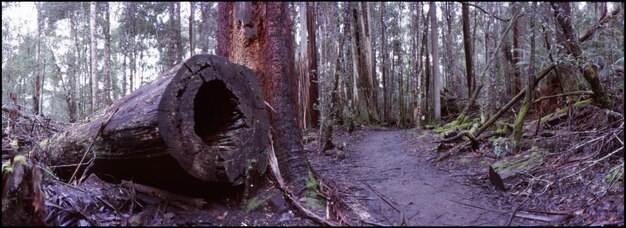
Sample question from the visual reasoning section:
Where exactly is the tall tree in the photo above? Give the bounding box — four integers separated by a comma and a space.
429, 2, 441, 122
217, 2, 323, 205
461, 2, 474, 98
510, 3, 522, 95
349, 2, 379, 124
189, 2, 195, 56
164, 2, 184, 69
307, 2, 320, 128
89, 1, 98, 112
34, 3, 43, 115
513, 3, 537, 153
380, 2, 388, 123
103, 2, 112, 106
200, 2, 209, 53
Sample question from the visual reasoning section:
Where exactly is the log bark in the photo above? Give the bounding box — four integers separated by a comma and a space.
46, 54, 270, 186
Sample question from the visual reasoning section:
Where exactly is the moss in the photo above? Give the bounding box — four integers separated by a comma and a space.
458, 157, 470, 164
245, 196, 265, 213
492, 149, 543, 179
540, 99, 592, 123
604, 164, 624, 184
480, 160, 490, 167
38, 139, 49, 150
512, 102, 531, 153
9, 139, 19, 150
303, 171, 325, 210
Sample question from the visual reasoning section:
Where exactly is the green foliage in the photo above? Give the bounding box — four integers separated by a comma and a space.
604, 163, 624, 184
245, 196, 264, 213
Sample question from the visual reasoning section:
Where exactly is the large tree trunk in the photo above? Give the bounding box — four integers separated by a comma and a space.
217, 2, 320, 199
47, 55, 270, 187
350, 2, 379, 124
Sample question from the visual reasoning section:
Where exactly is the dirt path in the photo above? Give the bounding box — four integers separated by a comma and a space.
310, 129, 525, 226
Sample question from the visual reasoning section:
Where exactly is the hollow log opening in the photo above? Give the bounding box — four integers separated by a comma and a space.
194, 80, 244, 146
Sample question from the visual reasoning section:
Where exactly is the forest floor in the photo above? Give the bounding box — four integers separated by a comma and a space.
2, 111, 623, 226
308, 127, 543, 226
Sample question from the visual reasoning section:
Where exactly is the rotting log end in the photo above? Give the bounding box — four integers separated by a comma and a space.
158, 54, 270, 184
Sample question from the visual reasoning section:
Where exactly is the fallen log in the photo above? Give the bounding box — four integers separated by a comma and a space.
44, 54, 270, 187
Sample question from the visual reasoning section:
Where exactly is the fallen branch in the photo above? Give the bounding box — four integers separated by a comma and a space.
532, 91, 593, 104
121, 180, 206, 210
363, 181, 408, 226
267, 132, 340, 226
68, 107, 119, 185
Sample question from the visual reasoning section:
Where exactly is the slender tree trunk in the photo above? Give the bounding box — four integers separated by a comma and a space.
299, 2, 309, 129
513, 3, 537, 153
200, 2, 209, 53
103, 2, 112, 106
34, 3, 42, 115
551, 2, 612, 109
189, 2, 195, 57
90, 2, 98, 113
511, 3, 522, 95
67, 16, 78, 122
461, 2, 474, 99
217, 2, 322, 202
486, 2, 497, 115
307, 2, 319, 128
380, 2, 388, 123
422, 8, 431, 123
430, 2, 441, 122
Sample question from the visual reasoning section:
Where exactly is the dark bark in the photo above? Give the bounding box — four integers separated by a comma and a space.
34, 3, 42, 115
307, 2, 320, 128
380, 2, 388, 123
511, 3, 522, 95
217, 2, 317, 197
47, 55, 270, 186
461, 2, 474, 98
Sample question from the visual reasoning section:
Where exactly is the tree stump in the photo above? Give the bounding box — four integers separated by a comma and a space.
45, 55, 269, 187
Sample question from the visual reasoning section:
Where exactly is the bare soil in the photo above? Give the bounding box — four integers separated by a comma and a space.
308, 127, 542, 226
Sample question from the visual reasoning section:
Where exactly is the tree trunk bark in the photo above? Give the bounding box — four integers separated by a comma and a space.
34, 3, 42, 115
189, 2, 195, 57
306, 2, 320, 129
217, 2, 321, 199
90, 2, 98, 113
104, 2, 112, 106
430, 2, 441, 122
461, 2, 474, 99
47, 55, 270, 186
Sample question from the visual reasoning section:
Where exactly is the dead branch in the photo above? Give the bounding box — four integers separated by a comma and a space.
532, 91, 594, 104
267, 132, 340, 226
363, 181, 407, 226
459, 1, 511, 22
68, 107, 119, 185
